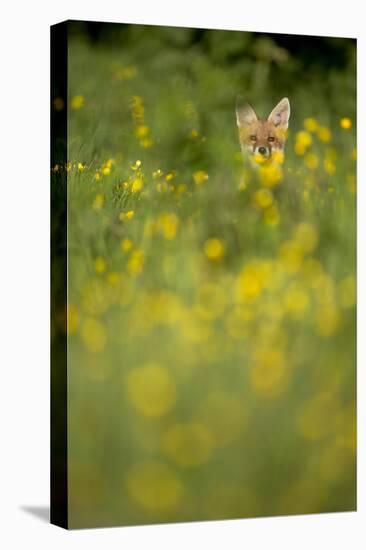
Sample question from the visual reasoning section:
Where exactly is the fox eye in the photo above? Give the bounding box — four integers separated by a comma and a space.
250, 135, 257, 141
268, 136, 275, 142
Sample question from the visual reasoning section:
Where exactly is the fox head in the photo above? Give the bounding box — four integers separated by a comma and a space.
236, 97, 290, 161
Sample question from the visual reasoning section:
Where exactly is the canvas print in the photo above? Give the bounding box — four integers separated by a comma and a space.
51, 21, 356, 529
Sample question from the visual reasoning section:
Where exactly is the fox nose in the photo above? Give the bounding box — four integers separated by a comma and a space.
258, 147, 267, 155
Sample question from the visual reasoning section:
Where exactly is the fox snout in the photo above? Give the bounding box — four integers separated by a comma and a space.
236, 97, 290, 162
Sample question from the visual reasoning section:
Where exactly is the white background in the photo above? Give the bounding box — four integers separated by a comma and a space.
0, 1, 364, 548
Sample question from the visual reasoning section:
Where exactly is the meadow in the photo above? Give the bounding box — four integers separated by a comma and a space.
54, 23, 356, 527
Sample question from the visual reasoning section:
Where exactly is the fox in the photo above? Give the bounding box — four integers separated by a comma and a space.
236, 97, 290, 163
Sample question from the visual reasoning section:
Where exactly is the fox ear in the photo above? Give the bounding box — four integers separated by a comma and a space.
268, 97, 290, 129
236, 97, 258, 127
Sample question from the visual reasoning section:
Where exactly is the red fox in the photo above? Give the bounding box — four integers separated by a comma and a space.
236, 97, 290, 163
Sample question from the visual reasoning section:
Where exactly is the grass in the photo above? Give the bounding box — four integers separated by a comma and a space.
54, 24, 356, 528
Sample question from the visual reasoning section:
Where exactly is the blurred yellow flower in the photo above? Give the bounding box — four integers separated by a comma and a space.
70, 95, 85, 109
120, 238, 133, 252
236, 260, 270, 302
304, 153, 319, 170
135, 124, 149, 138
295, 130, 313, 148
94, 256, 106, 274
323, 158, 336, 174
161, 422, 214, 467
119, 210, 135, 221
193, 170, 209, 185
157, 213, 179, 240
317, 126, 332, 142
258, 163, 283, 187
303, 117, 318, 132
92, 193, 104, 211
131, 159, 142, 170
126, 363, 176, 417
252, 188, 273, 209
340, 117, 352, 130
127, 249, 144, 276
77, 162, 86, 172
204, 238, 225, 261
131, 178, 143, 193
126, 461, 183, 512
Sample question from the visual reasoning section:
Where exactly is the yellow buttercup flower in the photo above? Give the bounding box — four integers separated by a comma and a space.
203, 238, 225, 261
70, 95, 85, 109
340, 117, 352, 130
94, 256, 106, 274
317, 126, 332, 142
193, 170, 209, 185
119, 210, 135, 221
303, 117, 318, 132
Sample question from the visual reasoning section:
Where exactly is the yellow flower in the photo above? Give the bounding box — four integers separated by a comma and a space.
157, 213, 179, 240
303, 118, 318, 132
203, 238, 225, 261
94, 256, 106, 274
131, 178, 143, 193
193, 170, 209, 185
153, 169, 163, 179
131, 159, 142, 170
70, 95, 85, 109
317, 126, 332, 142
304, 153, 319, 170
92, 193, 104, 211
135, 124, 149, 138
340, 117, 352, 130
258, 163, 283, 187
77, 162, 86, 172
252, 188, 273, 209
121, 238, 133, 252
119, 210, 135, 221
140, 138, 154, 148
101, 165, 110, 176
323, 158, 336, 175
126, 363, 176, 417
127, 249, 144, 275
296, 130, 313, 148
